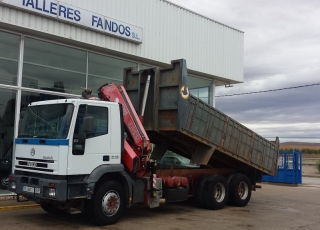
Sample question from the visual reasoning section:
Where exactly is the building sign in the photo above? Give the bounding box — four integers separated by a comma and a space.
1, 0, 143, 43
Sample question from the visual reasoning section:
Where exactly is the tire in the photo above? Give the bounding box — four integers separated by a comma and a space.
0, 174, 9, 190
226, 174, 236, 205
40, 203, 66, 214
202, 175, 228, 210
194, 174, 211, 208
226, 174, 236, 184
89, 180, 125, 226
228, 174, 251, 207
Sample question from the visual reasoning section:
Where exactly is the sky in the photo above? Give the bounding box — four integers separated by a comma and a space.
169, 0, 320, 144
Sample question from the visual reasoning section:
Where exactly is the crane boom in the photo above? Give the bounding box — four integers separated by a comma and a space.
97, 83, 151, 173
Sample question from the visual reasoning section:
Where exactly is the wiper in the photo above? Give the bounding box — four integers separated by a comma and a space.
18, 135, 32, 138
34, 135, 53, 138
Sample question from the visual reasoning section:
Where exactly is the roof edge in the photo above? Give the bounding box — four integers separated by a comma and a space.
163, 0, 244, 33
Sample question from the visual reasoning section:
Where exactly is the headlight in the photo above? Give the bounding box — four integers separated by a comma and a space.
44, 187, 56, 198
10, 181, 16, 190
48, 188, 56, 197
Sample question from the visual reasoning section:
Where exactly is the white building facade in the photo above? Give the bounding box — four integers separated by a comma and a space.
0, 0, 244, 161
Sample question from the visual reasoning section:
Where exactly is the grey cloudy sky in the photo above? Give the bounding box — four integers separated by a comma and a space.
170, 0, 320, 143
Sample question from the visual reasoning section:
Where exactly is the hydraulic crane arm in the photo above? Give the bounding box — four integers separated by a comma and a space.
97, 83, 152, 173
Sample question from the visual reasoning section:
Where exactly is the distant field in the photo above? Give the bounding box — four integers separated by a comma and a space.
280, 143, 320, 158
280, 144, 320, 150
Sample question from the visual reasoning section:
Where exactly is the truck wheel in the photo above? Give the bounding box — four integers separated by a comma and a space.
194, 174, 211, 208
228, 174, 251, 207
40, 203, 66, 214
0, 174, 9, 190
226, 174, 236, 205
203, 175, 228, 210
91, 180, 125, 225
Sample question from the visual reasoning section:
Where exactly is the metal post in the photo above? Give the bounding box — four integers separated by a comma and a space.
140, 75, 151, 116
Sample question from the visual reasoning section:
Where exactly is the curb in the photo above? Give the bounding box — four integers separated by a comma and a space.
0, 195, 17, 201
0, 204, 40, 211
0, 194, 40, 211
261, 182, 299, 187
302, 174, 320, 178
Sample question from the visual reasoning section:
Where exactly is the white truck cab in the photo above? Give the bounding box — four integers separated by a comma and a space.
12, 99, 123, 201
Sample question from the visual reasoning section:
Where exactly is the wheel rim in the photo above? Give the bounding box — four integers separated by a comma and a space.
213, 182, 226, 202
101, 190, 120, 216
238, 181, 249, 200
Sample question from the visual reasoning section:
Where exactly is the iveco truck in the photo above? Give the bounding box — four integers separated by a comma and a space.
8, 59, 279, 225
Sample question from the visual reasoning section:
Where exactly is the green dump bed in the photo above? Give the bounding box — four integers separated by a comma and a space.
123, 59, 279, 176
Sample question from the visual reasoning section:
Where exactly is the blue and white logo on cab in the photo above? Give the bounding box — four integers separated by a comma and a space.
30, 148, 35, 156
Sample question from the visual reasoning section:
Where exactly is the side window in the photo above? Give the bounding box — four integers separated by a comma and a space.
72, 105, 108, 155
86, 106, 109, 138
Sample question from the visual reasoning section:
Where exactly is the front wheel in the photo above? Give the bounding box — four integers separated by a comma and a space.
90, 180, 125, 225
0, 174, 9, 190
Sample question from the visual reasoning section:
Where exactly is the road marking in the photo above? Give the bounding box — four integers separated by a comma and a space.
0, 204, 40, 211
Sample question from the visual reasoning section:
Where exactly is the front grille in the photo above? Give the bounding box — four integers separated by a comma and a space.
16, 157, 54, 163
15, 157, 54, 172
15, 166, 53, 172
18, 161, 48, 168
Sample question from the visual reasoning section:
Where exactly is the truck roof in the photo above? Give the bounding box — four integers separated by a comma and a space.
29, 98, 119, 107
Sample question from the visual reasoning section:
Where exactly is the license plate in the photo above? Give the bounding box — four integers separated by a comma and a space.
22, 186, 34, 193
22, 186, 41, 194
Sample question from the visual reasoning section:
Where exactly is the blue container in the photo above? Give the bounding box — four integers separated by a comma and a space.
262, 149, 302, 184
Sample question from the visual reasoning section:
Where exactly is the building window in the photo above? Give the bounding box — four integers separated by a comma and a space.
0, 31, 20, 86
88, 52, 137, 91
188, 75, 212, 104
139, 64, 153, 70
190, 87, 210, 104
20, 91, 69, 112
22, 38, 87, 95
0, 88, 17, 161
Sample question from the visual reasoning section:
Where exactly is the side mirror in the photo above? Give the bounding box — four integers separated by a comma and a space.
83, 116, 94, 133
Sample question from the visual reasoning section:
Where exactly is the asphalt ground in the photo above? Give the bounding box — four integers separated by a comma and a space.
1, 179, 320, 230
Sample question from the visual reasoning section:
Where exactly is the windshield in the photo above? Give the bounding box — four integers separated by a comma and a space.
18, 103, 74, 139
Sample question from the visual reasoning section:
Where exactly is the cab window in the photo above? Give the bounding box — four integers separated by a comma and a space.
72, 105, 108, 155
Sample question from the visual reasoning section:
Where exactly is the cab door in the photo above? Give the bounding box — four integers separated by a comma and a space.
67, 104, 118, 175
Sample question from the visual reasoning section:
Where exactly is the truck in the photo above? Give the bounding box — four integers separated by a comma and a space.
8, 59, 279, 225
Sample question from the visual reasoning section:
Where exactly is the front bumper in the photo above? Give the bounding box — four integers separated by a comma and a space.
9, 174, 67, 202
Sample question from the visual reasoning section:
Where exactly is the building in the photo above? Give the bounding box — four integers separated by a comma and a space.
0, 0, 243, 161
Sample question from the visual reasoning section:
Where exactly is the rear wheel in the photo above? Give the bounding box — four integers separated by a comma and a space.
89, 180, 125, 225
202, 175, 228, 210
194, 174, 211, 208
228, 174, 251, 207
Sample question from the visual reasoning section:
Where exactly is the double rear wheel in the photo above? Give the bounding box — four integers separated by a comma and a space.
194, 173, 252, 209
228, 174, 251, 207
194, 174, 229, 210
